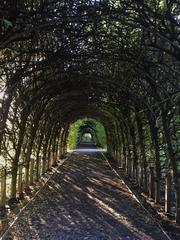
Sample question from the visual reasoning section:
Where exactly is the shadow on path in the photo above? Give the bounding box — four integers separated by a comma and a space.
3, 146, 168, 240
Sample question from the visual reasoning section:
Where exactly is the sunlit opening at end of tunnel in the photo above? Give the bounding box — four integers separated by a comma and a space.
67, 117, 107, 152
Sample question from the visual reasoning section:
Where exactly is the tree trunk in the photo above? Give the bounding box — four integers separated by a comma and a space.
35, 124, 45, 181
0, 168, 6, 208
120, 123, 127, 170
148, 113, 161, 204
24, 163, 30, 187
165, 171, 172, 214
129, 122, 138, 180
149, 167, 155, 199
136, 113, 147, 191
30, 158, 34, 185
18, 164, 23, 197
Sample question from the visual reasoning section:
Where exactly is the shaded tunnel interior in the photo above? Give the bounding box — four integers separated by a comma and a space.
0, 0, 179, 224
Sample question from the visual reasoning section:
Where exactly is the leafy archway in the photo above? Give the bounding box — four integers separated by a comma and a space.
67, 118, 107, 149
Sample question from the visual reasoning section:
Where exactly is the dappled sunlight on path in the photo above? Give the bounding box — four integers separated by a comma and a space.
2, 150, 168, 240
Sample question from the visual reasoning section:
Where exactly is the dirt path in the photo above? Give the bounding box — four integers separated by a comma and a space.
2, 151, 169, 240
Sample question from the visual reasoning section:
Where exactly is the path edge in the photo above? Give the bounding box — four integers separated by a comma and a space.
100, 151, 172, 240
0, 154, 71, 240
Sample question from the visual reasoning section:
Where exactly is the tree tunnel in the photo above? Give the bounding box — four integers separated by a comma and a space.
67, 118, 107, 149
78, 125, 97, 144
81, 133, 93, 143
0, 0, 180, 224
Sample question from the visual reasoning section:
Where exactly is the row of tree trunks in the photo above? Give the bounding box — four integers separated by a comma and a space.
161, 110, 180, 224
24, 110, 43, 188
0, 129, 66, 208
0, 99, 67, 207
11, 109, 30, 199
108, 107, 179, 223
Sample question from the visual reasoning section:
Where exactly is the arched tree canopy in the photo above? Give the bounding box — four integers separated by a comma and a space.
0, 0, 180, 223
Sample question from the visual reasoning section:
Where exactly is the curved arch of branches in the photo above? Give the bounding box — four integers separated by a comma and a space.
0, 0, 179, 223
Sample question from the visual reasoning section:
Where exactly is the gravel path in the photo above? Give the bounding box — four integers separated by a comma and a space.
3, 151, 169, 240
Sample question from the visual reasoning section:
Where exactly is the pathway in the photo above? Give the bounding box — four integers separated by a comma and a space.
2, 147, 168, 240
